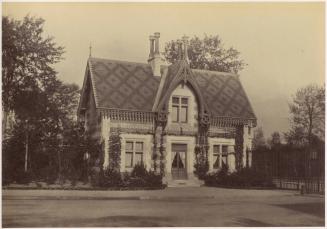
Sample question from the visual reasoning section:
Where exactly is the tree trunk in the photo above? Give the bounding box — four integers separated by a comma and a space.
24, 131, 28, 172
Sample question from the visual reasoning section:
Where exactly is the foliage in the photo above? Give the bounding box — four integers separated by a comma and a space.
109, 131, 121, 172
194, 145, 209, 180
130, 163, 148, 178
61, 122, 87, 182
99, 163, 164, 189
204, 167, 274, 188
164, 34, 246, 74
252, 127, 266, 150
1, 15, 86, 185
288, 84, 325, 145
267, 131, 282, 149
2, 15, 64, 114
101, 167, 123, 187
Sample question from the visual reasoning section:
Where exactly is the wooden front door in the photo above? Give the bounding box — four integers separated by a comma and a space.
171, 144, 187, 180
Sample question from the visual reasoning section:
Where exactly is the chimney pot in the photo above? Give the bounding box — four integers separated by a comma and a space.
154, 32, 160, 38
148, 32, 162, 77
154, 32, 160, 55
149, 35, 155, 60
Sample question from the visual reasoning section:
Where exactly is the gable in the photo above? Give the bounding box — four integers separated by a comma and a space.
155, 60, 208, 115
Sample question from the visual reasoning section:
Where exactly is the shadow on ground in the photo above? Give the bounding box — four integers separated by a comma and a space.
274, 202, 325, 218
233, 218, 275, 227
4, 215, 176, 227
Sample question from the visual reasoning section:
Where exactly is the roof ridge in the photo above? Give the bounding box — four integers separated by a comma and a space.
89, 57, 150, 66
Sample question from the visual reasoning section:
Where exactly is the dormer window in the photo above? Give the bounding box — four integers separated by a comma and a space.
172, 96, 188, 123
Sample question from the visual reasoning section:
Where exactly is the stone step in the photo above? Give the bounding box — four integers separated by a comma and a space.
167, 179, 204, 187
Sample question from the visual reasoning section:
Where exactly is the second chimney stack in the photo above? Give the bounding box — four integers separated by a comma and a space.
148, 32, 162, 77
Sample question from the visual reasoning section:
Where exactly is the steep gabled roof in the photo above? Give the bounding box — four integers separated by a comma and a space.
79, 57, 256, 120
193, 69, 256, 120
86, 57, 160, 111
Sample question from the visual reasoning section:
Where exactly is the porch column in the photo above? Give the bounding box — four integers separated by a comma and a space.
227, 145, 236, 172
154, 126, 162, 174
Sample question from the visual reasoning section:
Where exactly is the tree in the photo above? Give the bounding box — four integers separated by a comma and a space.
252, 127, 266, 150
1, 15, 89, 184
268, 131, 282, 148
2, 15, 64, 126
164, 34, 246, 73
288, 84, 325, 145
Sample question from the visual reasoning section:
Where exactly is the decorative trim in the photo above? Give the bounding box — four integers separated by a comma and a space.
110, 127, 153, 135
211, 116, 256, 127
98, 108, 155, 123
88, 59, 100, 107
166, 129, 198, 136
208, 132, 235, 138
155, 112, 168, 127
97, 107, 256, 127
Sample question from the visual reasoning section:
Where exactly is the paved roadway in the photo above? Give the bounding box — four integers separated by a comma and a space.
2, 187, 325, 227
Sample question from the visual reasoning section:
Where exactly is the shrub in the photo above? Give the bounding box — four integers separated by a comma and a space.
97, 164, 164, 189
130, 163, 148, 178
15, 170, 33, 184
90, 166, 101, 187
145, 171, 163, 188
204, 164, 229, 186
204, 167, 274, 188
128, 177, 147, 187
100, 167, 123, 187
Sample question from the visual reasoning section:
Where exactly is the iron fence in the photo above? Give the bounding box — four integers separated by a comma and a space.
252, 144, 324, 194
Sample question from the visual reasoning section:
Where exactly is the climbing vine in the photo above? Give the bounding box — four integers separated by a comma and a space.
109, 130, 121, 172
235, 126, 244, 171
194, 144, 209, 179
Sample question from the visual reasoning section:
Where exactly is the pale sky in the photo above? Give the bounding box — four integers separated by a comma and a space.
3, 2, 325, 139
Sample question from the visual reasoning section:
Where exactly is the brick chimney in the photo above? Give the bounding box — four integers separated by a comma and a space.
148, 32, 162, 77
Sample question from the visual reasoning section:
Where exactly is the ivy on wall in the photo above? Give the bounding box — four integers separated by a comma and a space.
235, 126, 244, 171
109, 130, 121, 172
194, 144, 209, 179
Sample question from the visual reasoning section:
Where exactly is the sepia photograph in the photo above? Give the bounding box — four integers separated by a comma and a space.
2, 2, 325, 227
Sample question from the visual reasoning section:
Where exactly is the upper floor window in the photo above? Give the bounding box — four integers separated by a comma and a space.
172, 96, 188, 123
125, 141, 144, 168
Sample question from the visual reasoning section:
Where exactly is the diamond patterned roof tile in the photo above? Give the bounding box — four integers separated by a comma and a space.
87, 57, 256, 120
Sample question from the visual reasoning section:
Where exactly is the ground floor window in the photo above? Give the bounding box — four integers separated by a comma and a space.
213, 145, 220, 169
213, 144, 229, 169
222, 145, 228, 168
125, 141, 144, 168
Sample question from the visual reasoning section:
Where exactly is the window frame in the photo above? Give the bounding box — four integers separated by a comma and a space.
212, 144, 229, 169
213, 145, 221, 169
172, 96, 189, 124
125, 141, 144, 168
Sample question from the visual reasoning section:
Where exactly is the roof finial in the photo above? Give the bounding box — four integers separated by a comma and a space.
177, 39, 183, 60
182, 35, 189, 62
89, 42, 92, 57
